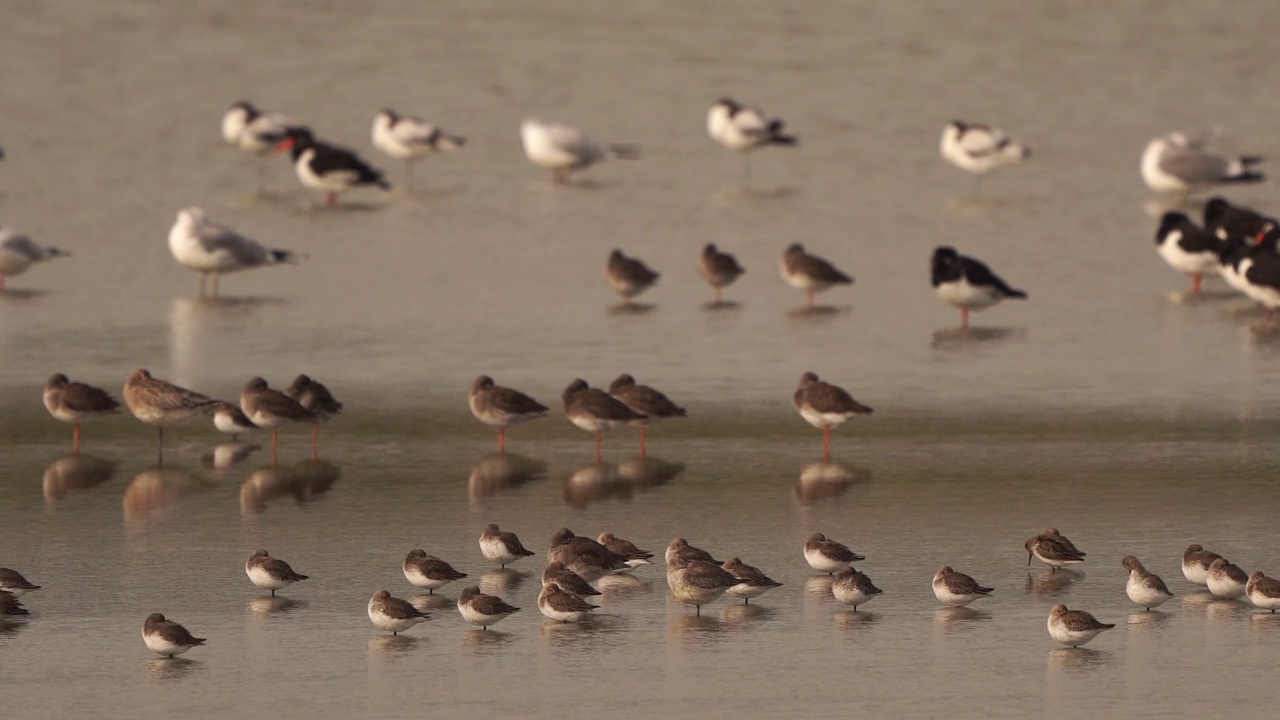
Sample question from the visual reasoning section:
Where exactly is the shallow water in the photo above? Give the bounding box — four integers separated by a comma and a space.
2, 1, 1280, 718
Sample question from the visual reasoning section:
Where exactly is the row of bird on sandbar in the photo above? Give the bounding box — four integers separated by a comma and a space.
41, 369, 872, 462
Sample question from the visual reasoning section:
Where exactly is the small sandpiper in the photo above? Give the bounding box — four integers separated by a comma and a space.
793, 372, 873, 462
597, 532, 654, 570
43, 373, 120, 452
542, 562, 603, 597
142, 613, 206, 658
1206, 557, 1249, 599
245, 549, 309, 597
832, 566, 882, 610
607, 374, 686, 455
804, 532, 865, 574
285, 374, 343, 447
368, 589, 430, 635
1, 590, 28, 617
1182, 544, 1222, 585
0, 568, 40, 597
123, 368, 216, 454
1026, 529, 1086, 573
666, 554, 742, 615
538, 582, 599, 622
665, 538, 722, 566
468, 375, 549, 453
240, 377, 318, 453
457, 585, 520, 630
208, 401, 257, 441
1121, 556, 1174, 611
1047, 604, 1114, 648
605, 249, 659, 304
779, 243, 853, 308
698, 243, 745, 303
932, 566, 993, 607
547, 528, 629, 581
479, 523, 536, 568
722, 557, 783, 604
562, 379, 647, 461
403, 550, 467, 593
1246, 571, 1280, 612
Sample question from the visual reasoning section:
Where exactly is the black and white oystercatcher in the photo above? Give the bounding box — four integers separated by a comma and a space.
563, 379, 647, 461
793, 372, 872, 461
607, 374, 686, 454
1154, 212, 1223, 295
276, 127, 389, 206
698, 243, 745, 303
468, 376, 549, 453
780, 244, 852, 308
930, 246, 1027, 328
605, 250, 659, 304
43, 373, 120, 452
1203, 197, 1274, 244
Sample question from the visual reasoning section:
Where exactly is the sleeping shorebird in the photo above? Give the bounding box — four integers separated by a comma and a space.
122, 369, 216, 460
780, 243, 852, 308
240, 377, 318, 456
698, 243, 745, 303
722, 557, 783, 605
1121, 556, 1174, 611
1025, 529, 1086, 573
793, 372, 873, 461
456, 585, 520, 631
562, 379, 647, 462
597, 532, 654, 570
932, 566, 993, 607
367, 589, 430, 635
245, 549, 309, 597
1247, 571, 1280, 612
1047, 605, 1114, 648
804, 532, 864, 574
542, 562, 602, 597
142, 613, 206, 658
605, 250, 659, 304
0, 568, 40, 597
930, 246, 1027, 329
607, 374, 686, 454
206, 401, 257, 441
831, 566, 882, 611
665, 538, 721, 566
547, 528, 629, 582
538, 582, 599, 623
1206, 558, 1248, 599
666, 553, 742, 616
403, 550, 467, 594
519, 118, 638, 185
1182, 544, 1223, 585
1154, 212, 1223, 296
43, 373, 120, 452
707, 97, 796, 182
468, 376, 549, 453
371, 108, 465, 188
478, 524, 536, 569
285, 374, 343, 449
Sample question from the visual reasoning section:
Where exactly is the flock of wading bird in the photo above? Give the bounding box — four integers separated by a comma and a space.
6, 528, 1280, 657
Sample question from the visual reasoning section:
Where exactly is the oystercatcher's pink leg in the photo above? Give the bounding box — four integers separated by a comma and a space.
1192, 273, 1202, 295
807, 291, 815, 308
325, 191, 336, 207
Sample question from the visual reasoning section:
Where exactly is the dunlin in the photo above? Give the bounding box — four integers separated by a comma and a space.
932, 566, 993, 607
1206, 558, 1248, 599
832, 566, 882, 610
122, 369, 216, 453
665, 538, 721, 566
457, 585, 520, 630
403, 550, 467, 593
667, 554, 742, 615
804, 532, 865, 574
698, 243, 745, 303
468, 376, 549, 453
547, 528, 629, 581
240, 377, 318, 453
1182, 544, 1222, 585
562, 379, 647, 461
1121, 556, 1174, 611
542, 562, 603, 597
538, 582, 599, 622
142, 613, 206, 658
207, 401, 256, 441
0, 590, 27, 617
605, 249, 659, 303
779, 243, 852, 308
607, 374, 686, 453
368, 589, 430, 635
1026, 530, 1086, 572
479, 524, 536, 568
722, 558, 783, 604
1246, 571, 1280, 612
245, 549, 309, 597
793, 373, 873, 461
597, 532, 654, 569
43, 373, 120, 452
0, 569, 40, 597
285, 374, 343, 447
1047, 604, 1114, 648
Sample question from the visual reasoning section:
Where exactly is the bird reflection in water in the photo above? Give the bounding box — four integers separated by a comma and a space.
239, 459, 339, 515
368, 635, 419, 654
720, 603, 774, 627
931, 326, 1024, 350
1127, 610, 1170, 631
804, 575, 834, 601
833, 610, 878, 632
43, 454, 118, 503
123, 466, 211, 523
478, 568, 526, 597
468, 453, 547, 500
594, 573, 652, 601
931, 606, 990, 635
247, 596, 304, 616
461, 628, 516, 648
1026, 568, 1084, 597
145, 657, 199, 681
202, 442, 261, 472
786, 305, 849, 323
607, 302, 656, 317
793, 461, 870, 504
410, 594, 455, 612
667, 613, 724, 642
1046, 647, 1112, 670
563, 456, 684, 507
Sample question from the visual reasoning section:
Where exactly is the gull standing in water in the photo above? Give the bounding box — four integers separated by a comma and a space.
222, 101, 297, 190
1047, 605, 1114, 648
43, 373, 120, 452
367, 590, 430, 635
607, 374, 686, 455
142, 613, 206, 658
779, 244, 852, 308
793, 372, 873, 461
245, 549, 309, 597
930, 247, 1027, 329
520, 118, 638, 185
698, 243, 745, 303
605, 250, 659, 304
1121, 556, 1173, 611
468, 376, 549, 453
123, 369, 216, 460
0, 228, 69, 291
707, 97, 797, 182
276, 127, 390, 207
285, 374, 343, 451
240, 377, 318, 456
562, 379, 647, 462
371, 109, 465, 189
1140, 131, 1264, 201
940, 120, 1030, 177
168, 207, 300, 297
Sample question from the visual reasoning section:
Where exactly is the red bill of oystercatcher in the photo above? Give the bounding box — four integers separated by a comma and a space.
275, 127, 389, 206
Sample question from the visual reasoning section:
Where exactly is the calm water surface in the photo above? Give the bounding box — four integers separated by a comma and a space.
2, 1, 1280, 718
